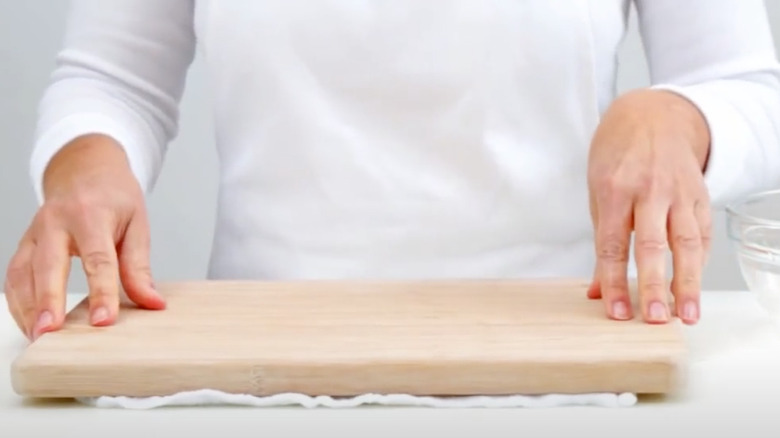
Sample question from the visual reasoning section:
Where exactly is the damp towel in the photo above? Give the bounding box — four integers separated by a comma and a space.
77, 391, 638, 410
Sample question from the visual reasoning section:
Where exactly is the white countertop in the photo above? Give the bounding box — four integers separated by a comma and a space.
3, 290, 780, 437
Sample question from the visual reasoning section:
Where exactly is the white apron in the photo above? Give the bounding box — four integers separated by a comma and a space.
192, 0, 628, 280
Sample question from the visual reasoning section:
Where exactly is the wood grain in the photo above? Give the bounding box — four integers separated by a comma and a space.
10, 278, 687, 398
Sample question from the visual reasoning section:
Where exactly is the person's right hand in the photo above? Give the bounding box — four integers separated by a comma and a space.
4, 134, 166, 341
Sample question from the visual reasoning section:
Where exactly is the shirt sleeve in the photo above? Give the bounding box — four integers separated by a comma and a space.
634, 0, 780, 208
30, 0, 197, 205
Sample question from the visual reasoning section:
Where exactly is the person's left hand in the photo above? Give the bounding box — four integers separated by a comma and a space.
586, 88, 712, 326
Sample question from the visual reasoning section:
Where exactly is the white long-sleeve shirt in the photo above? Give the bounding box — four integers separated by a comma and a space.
29, 0, 780, 280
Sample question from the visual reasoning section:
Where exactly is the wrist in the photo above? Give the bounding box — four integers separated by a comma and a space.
42, 134, 136, 200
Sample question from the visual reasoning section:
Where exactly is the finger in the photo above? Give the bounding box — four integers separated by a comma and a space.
595, 195, 634, 321
634, 200, 671, 324
669, 206, 703, 325
117, 213, 165, 310
587, 262, 602, 299
72, 218, 121, 327
30, 228, 72, 339
4, 240, 37, 339
694, 198, 712, 268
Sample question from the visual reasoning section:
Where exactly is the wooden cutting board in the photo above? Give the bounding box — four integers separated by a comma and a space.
11, 279, 687, 398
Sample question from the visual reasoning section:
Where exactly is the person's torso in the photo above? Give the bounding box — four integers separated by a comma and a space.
191, 0, 632, 280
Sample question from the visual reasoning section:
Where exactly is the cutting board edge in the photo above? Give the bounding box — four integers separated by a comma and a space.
10, 353, 687, 399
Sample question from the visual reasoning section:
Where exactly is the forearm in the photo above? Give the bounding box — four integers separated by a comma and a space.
30, 0, 196, 205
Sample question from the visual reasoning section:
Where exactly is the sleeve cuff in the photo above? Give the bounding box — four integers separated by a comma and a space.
29, 112, 161, 206
651, 83, 760, 209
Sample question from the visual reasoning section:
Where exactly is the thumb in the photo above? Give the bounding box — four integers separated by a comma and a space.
587, 263, 602, 299
117, 212, 166, 310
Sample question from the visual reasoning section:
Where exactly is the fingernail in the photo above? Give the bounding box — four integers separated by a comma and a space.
91, 306, 109, 325
612, 301, 630, 319
33, 311, 53, 338
683, 301, 699, 321
649, 301, 668, 321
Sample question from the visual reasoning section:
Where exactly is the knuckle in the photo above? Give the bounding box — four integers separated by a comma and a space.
600, 174, 633, 197
62, 192, 105, 221
672, 232, 701, 250
599, 170, 671, 202
598, 235, 630, 262
89, 285, 118, 304
71, 190, 98, 210
700, 234, 712, 249
90, 286, 113, 299
635, 173, 654, 193
36, 204, 62, 229
676, 273, 699, 289
602, 275, 628, 291
119, 238, 152, 270
5, 262, 28, 289
81, 251, 115, 276
132, 263, 152, 275
673, 277, 700, 298
71, 200, 97, 221
640, 278, 666, 290
14, 290, 36, 314
647, 175, 671, 195
639, 280, 667, 298
636, 237, 668, 252
5, 263, 26, 283
121, 263, 152, 283
134, 265, 153, 279
634, 172, 671, 200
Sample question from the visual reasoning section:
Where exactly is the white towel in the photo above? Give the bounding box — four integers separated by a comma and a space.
77, 390, 638, 409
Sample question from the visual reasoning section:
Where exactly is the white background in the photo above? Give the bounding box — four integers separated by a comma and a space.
1, 1, 779, 292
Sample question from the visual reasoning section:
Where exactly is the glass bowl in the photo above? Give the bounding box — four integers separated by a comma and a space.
726, 189, 780, 318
